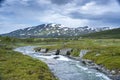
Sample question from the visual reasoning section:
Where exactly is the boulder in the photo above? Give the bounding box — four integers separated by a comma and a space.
45, 48, 49, 53
40, 49, 46, 53
60, 48, 72, 55
35, 48, 41, 52
55, 49, 60, 55
71, 49, 73, 52
53, 56, 59, 59
66, 51, 71, 56
111, 70, 116, 75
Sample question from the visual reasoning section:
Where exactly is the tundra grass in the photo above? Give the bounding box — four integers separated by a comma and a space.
0, 47, 57, 80
0, 36, 57, 80
39, 39, 120, 70
83, 46, 120, 71
1, 36, 120, 72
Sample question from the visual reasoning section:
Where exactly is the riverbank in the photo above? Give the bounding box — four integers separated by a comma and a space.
62, 50, 120, 80
36, 39, 120, 80
15, 46, 111, 80
35, 46, 120, 80
67, 55, 120, 80
83, 50, 120, 80
64, 51, 120, 80
0, 45, 57, 80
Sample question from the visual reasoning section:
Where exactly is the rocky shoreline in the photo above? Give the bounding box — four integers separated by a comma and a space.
67, 56, 120, 80
35, 48, 120, 80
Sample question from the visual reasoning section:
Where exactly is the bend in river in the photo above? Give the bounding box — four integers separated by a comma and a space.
14, 46, 111, 80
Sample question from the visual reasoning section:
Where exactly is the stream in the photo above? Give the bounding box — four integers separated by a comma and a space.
14, 46, 111, 80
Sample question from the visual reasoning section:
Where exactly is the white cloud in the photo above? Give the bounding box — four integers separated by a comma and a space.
37, 13, 88, 27
0, 0, 120, 34
80, 0, 120, 15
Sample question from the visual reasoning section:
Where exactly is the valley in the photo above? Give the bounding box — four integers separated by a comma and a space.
1, 0, 120, 80
0, 35, 120, 80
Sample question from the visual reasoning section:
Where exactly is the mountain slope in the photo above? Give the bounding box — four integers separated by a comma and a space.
1, 23, 110, 38
81, 28, 120, 39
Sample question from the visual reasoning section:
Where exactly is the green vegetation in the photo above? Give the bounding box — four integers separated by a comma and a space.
71, 49, 80, 57
81, 28, 120, 39
0, 37, 57, 80
37, 44, 63, 50
39, 39, 120, 71
1, 35, 120, 76
0, 36, 68, 46
83, 46, 120, 70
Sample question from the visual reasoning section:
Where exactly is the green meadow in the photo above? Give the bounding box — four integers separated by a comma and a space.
0, 36, 57, 80
0, 36, 120, 79
40, 39, 120, 71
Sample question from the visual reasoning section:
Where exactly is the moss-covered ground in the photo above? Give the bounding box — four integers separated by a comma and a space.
0, 36, 57, 80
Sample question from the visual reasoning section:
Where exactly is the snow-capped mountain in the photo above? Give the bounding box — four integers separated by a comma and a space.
1, 23, 111, 38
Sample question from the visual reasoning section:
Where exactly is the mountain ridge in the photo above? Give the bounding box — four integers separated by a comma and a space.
1, 23, 112, 38
81, 28, 120, 39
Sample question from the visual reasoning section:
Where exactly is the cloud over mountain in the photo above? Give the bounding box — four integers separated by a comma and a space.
0, 0, 120, 34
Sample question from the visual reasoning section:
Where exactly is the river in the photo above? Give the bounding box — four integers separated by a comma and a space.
14, 46, 111, 80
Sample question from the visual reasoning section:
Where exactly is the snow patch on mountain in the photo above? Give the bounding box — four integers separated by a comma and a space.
1, 23, 112, 38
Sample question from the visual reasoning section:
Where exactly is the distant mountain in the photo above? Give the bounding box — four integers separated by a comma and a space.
81, 28, 120, 39
1, 23, 111, 38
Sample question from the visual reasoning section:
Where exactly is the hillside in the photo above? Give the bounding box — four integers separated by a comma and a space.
1, 23, 110, 38
81, 28, 120, 39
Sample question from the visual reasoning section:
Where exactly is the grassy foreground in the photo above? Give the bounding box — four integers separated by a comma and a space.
0, 37, 57, 80
0, 47, 57, 80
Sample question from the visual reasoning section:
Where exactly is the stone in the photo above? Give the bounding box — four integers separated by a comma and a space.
53, 56, 59, 59
45, 48, 49, 53
111, 70, 116, 74
66, 51, 71, 56
55, 49, 60, 55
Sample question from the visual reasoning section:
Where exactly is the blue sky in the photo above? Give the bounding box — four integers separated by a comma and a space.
0, 0, 120, 34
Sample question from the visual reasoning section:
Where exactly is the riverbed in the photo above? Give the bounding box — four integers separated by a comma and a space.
14, 46, 111, 80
